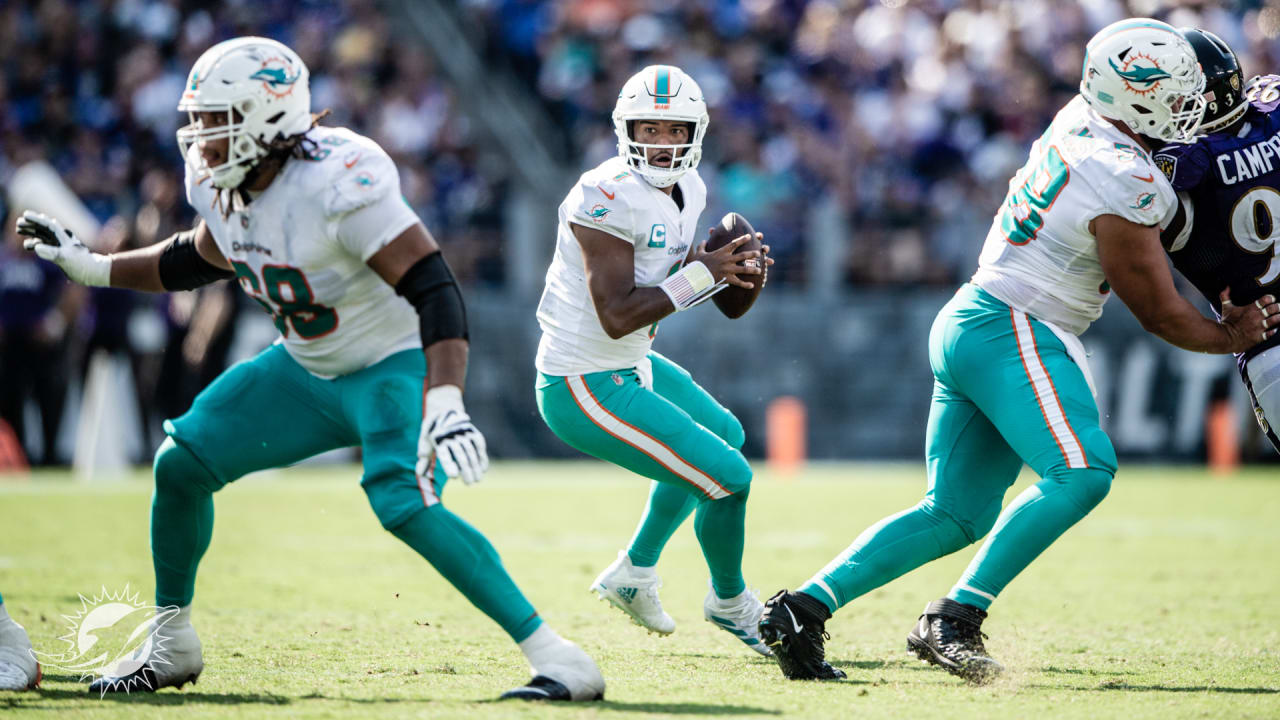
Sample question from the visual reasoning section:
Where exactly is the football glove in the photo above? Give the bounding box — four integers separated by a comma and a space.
419, 385, 489, 486
17, 211, 111, 287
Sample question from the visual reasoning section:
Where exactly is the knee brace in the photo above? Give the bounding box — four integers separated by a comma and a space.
153, 436, 223, 496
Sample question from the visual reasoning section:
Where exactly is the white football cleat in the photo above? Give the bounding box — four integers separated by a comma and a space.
0, 617, 40, 691
704, 584, 772, 656
590, 550, 675, 636
88, 606, 203, 694
504, 627, 605, 701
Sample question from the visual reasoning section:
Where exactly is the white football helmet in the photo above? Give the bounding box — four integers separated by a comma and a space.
176, 37, 312, 188
612, 65, 709, 188
1080, 19, 1206, 144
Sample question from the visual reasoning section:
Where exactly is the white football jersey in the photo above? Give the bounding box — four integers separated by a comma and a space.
186, 126, 421, 377
536, 156, 707, 375
972, 95, 1175, 335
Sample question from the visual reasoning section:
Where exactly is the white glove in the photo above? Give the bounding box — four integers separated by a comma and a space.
17, 210, 111, 287
419, 385, 489, 486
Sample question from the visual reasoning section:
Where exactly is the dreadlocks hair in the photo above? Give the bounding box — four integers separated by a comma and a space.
210, 109, 334, 218
259, 109, 333, 163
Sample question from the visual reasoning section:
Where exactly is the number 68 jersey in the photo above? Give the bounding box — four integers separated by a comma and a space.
185, 126, 421, 377
972, 95, 1175, 335
1154, 74, 1280, 363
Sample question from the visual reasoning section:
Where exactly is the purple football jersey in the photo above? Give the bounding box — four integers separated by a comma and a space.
1154, 74, 1280, 362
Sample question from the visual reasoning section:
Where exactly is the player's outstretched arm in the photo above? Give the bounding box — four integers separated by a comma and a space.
18, 212, 232, 293
1096, 213, 1279, 353
572, 222, 762, 339
368, 223, 488, 486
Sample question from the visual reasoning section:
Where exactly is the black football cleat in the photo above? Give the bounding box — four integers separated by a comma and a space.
758, 590, 846, 680
499, 674, 603, 701
906, 598, 1003, 684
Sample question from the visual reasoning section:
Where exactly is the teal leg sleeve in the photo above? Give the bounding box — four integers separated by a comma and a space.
390, 506, 542, 642
949, 465, 1113, 610
799, 498, 971, 614
626, 482, 697, 567
798, 378, 1022, 614
345, 350, 540, 642
152, 437, 218, 608
695, 490, 749, 599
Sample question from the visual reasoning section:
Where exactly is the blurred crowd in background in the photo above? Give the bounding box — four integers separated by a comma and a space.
1, 0, 1277, 464
465, 0, 1280, 285
0, 0, 504, 464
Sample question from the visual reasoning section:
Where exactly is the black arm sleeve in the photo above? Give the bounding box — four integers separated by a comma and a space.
394, 251, 468, 346
158, 230, 235, 291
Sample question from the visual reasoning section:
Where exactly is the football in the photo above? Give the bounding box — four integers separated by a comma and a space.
704, 212, 764, 319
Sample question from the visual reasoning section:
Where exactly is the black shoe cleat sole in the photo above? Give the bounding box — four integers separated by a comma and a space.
500, 675, 603, 702
907, 634, 1001, 684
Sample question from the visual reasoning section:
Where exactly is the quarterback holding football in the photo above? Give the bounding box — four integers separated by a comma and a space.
534, 65, 774, 655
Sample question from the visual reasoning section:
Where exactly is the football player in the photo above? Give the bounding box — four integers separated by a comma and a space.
18, 37, 603, 702
534, 66, 773, 655
758, 19, 1279, 683
0, 594, 39, 690
1155, 29, 1280, 455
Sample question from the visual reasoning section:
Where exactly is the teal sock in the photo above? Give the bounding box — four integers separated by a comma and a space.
693, 491, 748, 599
626, 482, 697, 567
798, 499, 971, 614
151, 437, 217, 608
949, 467, 1112, 610
390, 504, 542, 642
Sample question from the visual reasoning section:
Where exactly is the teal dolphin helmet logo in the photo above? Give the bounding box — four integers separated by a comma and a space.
250, 67, 299, 87
1109, 53, 1172, 95
249, 58, 301, 97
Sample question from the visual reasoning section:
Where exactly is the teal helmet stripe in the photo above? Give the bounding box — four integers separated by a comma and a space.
655, 67, 670, 105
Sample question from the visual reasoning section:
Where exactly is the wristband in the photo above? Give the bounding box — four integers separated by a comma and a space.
659, 261, 723, 311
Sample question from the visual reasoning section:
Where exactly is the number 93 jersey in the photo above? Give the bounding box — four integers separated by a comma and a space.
1154, 74, 1280, 363
185, 126, 421, 377
973, 95, 1175, 335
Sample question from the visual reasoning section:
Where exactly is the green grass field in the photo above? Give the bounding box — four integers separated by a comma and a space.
1, 461, 1278, 719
